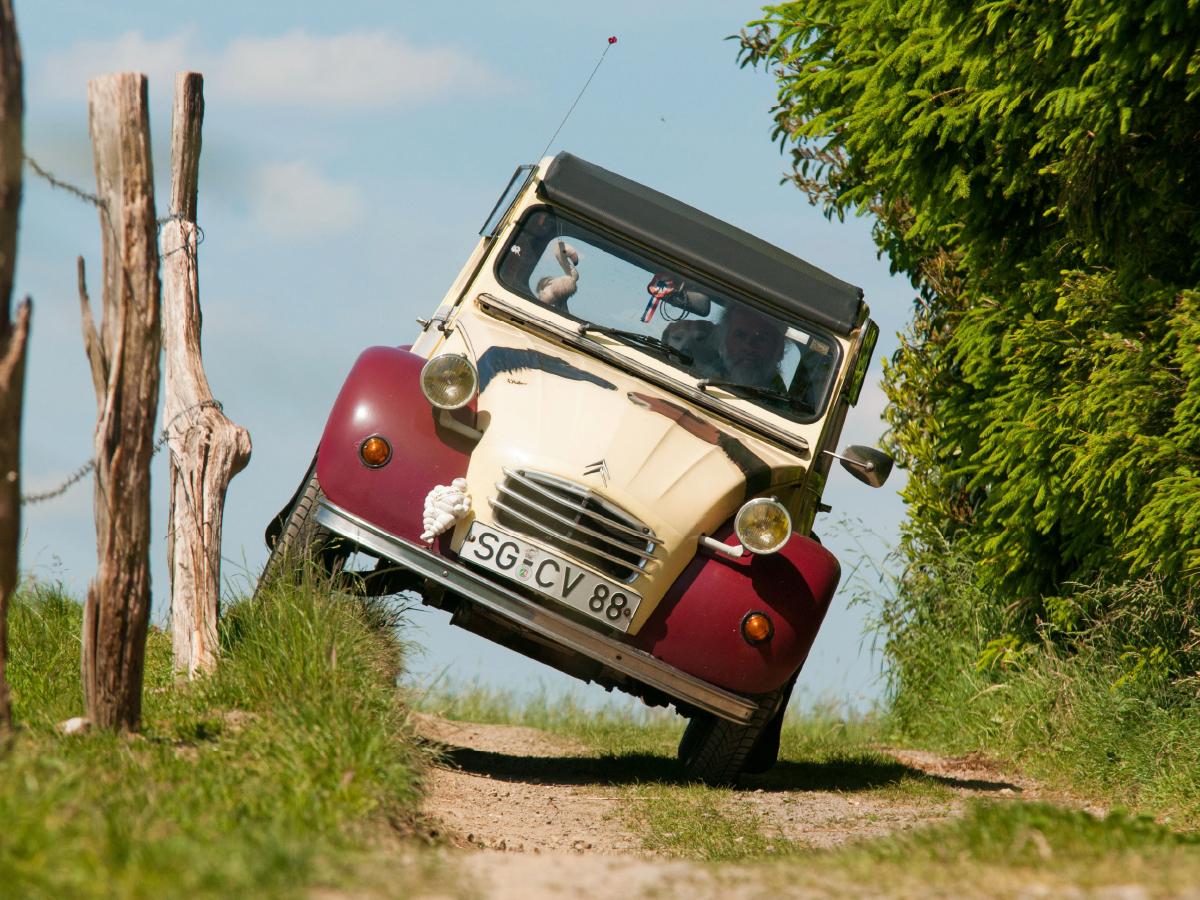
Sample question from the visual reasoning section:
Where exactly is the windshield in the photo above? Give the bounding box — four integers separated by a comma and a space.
495, 208, 841, 422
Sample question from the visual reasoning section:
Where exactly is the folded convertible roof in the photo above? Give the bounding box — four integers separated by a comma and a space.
537, 152, 865, 336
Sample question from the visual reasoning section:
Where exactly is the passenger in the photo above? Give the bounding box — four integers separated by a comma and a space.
709, 304, 788, 390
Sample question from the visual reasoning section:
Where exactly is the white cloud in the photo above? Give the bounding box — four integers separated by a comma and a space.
252, 160, 364, 241
217, 30, 494, 107
36, 29, 198, 101
35, 29, 501, 108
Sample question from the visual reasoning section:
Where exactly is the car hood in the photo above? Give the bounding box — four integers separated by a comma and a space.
449, 317, 807, 630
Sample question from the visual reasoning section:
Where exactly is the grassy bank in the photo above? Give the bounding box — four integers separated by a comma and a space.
0, 576, 448, 899
874, 548, 1200, 826
777, 801, 1200, 898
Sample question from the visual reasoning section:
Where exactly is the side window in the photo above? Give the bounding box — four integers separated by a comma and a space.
480, 165, 536, 236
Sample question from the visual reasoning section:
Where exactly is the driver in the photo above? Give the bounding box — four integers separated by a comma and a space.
708, 304, 788, 390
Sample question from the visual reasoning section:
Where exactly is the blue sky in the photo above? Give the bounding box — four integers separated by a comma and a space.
14, 1, 913, 711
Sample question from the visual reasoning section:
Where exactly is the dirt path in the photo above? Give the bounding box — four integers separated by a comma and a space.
412, 716, 1084, 898
417, 717, 633, 853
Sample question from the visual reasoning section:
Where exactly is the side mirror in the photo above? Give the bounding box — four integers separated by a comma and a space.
826, 445, 893, 488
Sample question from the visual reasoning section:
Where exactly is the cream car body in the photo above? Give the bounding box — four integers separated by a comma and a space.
263, 153, 887, 784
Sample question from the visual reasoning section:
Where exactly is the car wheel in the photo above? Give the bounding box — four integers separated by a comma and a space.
257, 454, 349, 590
678, 683, 789, 786
739, 671, 799, 775
677, 712, 708, 767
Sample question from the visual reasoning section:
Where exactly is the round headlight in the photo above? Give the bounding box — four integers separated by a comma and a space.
420, 354, 478, 410
734, 497, 792, 555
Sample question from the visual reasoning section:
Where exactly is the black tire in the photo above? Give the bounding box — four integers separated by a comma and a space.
740, 672, 799, 775
678, 683, 789, 786
677, 712, 708, 767
257, 455, 349, 590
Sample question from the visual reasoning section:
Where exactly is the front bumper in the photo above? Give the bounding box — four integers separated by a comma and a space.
314, 498, 758, 724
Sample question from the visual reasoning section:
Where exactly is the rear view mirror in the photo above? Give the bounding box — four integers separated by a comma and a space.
827, 445, 893, 488
663, 287, 712, 317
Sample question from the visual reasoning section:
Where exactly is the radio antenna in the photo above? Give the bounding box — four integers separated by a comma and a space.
538, 36, 617, 162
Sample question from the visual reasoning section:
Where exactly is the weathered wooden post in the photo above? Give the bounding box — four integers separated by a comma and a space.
79, 72, 161, 731
163, 72, 251, 677
0, 0, 27, 731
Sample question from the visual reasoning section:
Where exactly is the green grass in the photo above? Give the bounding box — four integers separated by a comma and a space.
848, 801, 1199, 867
890, 631, 1200, 824
871, 552, 1200, 826
0, 576, 455, 900
622, 782, 788, 860
739, 802, 1200, 898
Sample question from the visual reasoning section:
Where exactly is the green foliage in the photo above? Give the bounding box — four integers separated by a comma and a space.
738, 0, 1200, 604
740, 1, 1200, 808
0, 578, 436, 899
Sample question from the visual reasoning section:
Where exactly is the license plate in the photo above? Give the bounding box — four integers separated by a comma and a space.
461, 521, 641, 631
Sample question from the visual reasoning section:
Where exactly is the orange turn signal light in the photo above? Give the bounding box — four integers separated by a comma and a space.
360, 435, 392, 468
741, 611, 773, 645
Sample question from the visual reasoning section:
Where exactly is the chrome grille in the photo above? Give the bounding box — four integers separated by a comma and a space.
489, 467, 660, 582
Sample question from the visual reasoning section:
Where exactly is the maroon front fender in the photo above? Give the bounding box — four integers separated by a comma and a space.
317, 346, 474, 550
632, 524, 840, 694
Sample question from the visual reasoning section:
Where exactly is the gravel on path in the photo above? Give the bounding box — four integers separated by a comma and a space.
415, 715, 1049, 856
407, 717, 1172, 900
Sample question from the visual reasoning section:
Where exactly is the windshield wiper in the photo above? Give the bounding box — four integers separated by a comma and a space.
698, 379, 815, 414
577, 324, 694, 366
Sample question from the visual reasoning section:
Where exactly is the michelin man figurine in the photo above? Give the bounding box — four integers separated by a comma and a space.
421, 478, 471, 543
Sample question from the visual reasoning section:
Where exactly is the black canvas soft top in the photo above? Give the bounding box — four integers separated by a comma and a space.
538, 152, 865, 336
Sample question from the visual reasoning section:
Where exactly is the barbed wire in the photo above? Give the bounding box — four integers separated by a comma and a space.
20, 458, 96, 505
20, 399, 224, 506
24, 155, 205, 244
24, 155, 105, 208
159, 215, 206, 253
19, 156, 220, 506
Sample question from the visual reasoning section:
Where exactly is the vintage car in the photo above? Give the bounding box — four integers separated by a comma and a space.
262, 152, 890, 784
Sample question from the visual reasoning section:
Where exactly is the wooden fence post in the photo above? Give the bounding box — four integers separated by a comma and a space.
0, 0, 27, 731
79, 72, 161, 731
163, 72, 250, 677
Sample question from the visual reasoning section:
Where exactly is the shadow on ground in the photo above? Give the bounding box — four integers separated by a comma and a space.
436, 743, 1016, 794
438, 746, 678, 786
746, 754, 1021, 794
